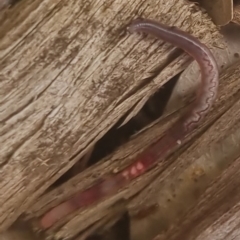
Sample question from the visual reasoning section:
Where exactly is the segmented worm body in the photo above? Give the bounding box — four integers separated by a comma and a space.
40, 18, 219, 229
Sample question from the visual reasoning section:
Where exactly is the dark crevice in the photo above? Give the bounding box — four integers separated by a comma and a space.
52, 71, 182, 186
0, 0, 21, 10
86, 212, 130, 240
9, 0, 21, 7
87, 72, 181, 166
117, 47, 184, 107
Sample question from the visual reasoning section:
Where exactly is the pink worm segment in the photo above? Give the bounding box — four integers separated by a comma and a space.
40, 18, 219, 229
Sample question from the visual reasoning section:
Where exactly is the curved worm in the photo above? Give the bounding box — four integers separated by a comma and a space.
40, 18, 219, 229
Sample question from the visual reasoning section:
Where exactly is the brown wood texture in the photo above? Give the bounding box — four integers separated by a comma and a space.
131, 61, 240, 240
1, 0, 239, 239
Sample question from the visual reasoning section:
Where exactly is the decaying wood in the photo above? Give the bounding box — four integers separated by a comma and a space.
3, 0, 240, 240
233, 1, 240, 25
0, 0, 222, 233
130, 61, 240, 240
27, 59, 240, 240
152, 156, 240, 240
0, 223, 39, 240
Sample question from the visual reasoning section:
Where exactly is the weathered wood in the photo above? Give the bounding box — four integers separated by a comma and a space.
0, 223, 38, 240
27, 59, 240, 239
0, 0, 225, 238
157, 156, 240, 240
131, 62, 240, 240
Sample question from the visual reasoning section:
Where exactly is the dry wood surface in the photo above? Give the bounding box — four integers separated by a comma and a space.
1, 0, 240, 239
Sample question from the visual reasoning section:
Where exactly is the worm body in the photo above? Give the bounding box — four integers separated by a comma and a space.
40, 18, 219, 229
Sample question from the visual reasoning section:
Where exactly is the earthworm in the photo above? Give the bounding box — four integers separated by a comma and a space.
40, 18, 219, 229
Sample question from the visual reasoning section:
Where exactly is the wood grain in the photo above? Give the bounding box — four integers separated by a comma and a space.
0, 0, 222, 237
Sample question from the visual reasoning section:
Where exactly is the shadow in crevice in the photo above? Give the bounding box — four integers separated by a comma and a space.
88, 72, 180, 166
53, 71, 181, 187
86, 212, 130, 240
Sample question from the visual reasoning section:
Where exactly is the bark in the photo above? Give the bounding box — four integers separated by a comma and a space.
0, 0, 237, 239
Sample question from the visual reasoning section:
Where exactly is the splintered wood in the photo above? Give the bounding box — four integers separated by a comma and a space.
1, 0, 239, 240
130, 62, 240, 240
